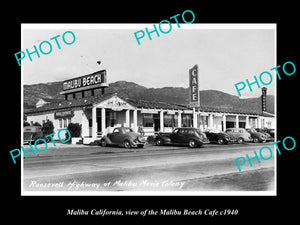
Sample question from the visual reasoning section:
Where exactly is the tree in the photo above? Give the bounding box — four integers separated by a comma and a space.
42, 120, 54, 136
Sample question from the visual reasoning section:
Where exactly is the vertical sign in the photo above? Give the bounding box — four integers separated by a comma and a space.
189, 64, 200, 107
262, 87, 267, 112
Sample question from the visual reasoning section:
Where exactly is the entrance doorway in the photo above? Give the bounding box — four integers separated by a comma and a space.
153, 114, 160, 132
96, 109, 117, 134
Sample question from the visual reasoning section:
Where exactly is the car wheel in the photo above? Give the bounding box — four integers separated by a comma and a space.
188, 139, 197, 148
253, 137, 259, 143
101, 139, 107, 147
217, 138, 224, 145
155, 139, 163, 146
237, 137, 244, 144
124, 140, 131, 149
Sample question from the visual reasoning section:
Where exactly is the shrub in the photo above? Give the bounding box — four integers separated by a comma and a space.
42, 120, 54, 136
66, 123, 81, 141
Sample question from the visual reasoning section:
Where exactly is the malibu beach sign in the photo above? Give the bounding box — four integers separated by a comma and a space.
60, 70, 108, 95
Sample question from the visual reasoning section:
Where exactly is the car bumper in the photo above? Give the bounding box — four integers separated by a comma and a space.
265, 137, 274, 142
245, 137, 252, 142
131, 141, 146, 147
199, 139, 210, 145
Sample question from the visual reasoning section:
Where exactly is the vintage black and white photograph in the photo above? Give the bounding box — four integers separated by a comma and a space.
21, 24, 276, 195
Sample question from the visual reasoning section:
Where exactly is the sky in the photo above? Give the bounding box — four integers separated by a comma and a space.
22, 24, 276, 98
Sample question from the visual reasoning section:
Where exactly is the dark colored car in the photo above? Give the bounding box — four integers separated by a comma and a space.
23, 126, 44, 144
100, 127, 146, 148
246, 128, 267, 143
225, 128, 252, 144
266, 128, 275, 138
204, 129, 232, 144
255, 128, 275, 140
155, 127, 209, 148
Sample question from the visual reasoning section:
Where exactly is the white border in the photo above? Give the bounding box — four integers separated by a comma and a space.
21, 23, 277, 196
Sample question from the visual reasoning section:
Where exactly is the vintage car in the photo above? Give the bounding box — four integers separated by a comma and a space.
154, 127, 209, 148
23, 126, 44, 144
266, 128, 275, 138
100, 127, 146, 148
225, 128, 252, 144
246, 128, 268, 143
255, 128, 274, 141
204, 129, 232, 144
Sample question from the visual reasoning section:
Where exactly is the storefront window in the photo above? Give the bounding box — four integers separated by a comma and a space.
198, 116, 208, 129
63, 118, 68, 128
59, 118, 62, 128
164, 114, 178, 128
58, 116, 72, 128
142, 114, 154, 127
182, 114, 192, 127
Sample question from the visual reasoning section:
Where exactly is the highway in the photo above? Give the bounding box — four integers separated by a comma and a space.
22, 142, 275, 193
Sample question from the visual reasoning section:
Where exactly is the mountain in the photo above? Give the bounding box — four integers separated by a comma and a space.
23, 80, 274, 114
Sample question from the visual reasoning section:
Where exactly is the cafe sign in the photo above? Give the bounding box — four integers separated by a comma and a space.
189, 64, 200, 107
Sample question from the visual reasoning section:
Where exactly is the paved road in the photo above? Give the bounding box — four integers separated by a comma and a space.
22, 142, 275, 193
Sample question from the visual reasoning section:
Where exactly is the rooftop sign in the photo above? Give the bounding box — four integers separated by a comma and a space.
60, 70, 108, 95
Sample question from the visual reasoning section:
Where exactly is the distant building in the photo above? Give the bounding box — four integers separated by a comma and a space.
36, 98, 61, 108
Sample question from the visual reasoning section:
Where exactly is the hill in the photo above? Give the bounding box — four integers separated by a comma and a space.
23, 80, 274, 114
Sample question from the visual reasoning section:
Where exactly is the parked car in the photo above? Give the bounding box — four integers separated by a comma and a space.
100, 127, 146, 148
155, 127, 209, 148
246, 128, 267, 143
255, 128, 275, 140
23, 126, 44, 144
266, 128, 275, 138
204, 129, 232, 144
225, 128, 252, 144
255, 128, 274, 141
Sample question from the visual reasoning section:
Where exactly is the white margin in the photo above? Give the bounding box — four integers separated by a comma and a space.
21, 23, 277, 196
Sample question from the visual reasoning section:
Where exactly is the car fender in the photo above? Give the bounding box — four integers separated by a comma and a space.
101, 136, 113, 145
252, 133, 261, 140
156, 136, 171, 144
125, 137, 135, 145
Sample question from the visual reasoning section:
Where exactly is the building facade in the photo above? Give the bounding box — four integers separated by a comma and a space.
24, 70, 275, 144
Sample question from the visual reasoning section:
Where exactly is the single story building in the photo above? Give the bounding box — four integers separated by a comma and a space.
24, 70, 275, 144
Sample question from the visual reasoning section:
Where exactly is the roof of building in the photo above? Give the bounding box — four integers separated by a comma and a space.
37, 97, 61, 103
25, 93, 269, 116
26, 93, 114, 114
125, 98, 188, 110
261, 111, 275, 117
